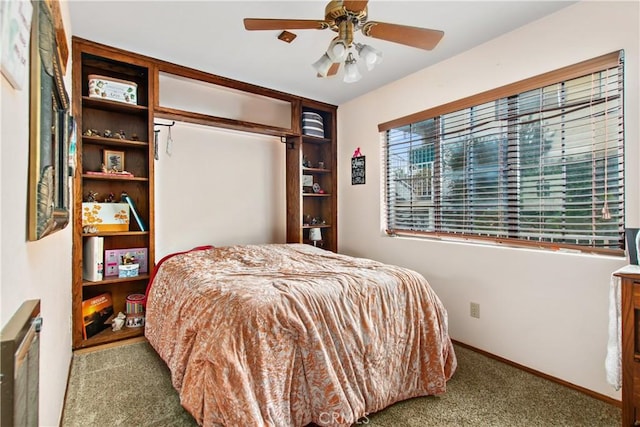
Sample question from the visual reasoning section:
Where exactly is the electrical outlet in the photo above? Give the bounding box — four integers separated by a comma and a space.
470, 302, 480, 319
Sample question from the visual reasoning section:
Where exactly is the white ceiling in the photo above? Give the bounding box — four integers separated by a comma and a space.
68, 1, 576, 106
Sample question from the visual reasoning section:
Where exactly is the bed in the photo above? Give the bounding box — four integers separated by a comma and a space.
145, 243, 456, 426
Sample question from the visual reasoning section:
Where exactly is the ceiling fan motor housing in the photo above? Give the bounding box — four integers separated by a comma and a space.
325, 1, 368, 31
325, 1, 368, 47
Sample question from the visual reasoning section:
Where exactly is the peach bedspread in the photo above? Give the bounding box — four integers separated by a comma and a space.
145, 244, 456, 426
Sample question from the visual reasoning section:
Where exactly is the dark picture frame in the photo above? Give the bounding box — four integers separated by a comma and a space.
27, 0, 70, 241
351, 156, 366, 185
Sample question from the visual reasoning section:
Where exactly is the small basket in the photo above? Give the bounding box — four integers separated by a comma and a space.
118, 264, 139, 278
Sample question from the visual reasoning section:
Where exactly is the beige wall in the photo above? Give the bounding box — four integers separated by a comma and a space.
0, 2, 73, 425
2, 2, 636, 423
153, 122, 286, 258
1, 5, 286, 424
338, 1, 639, 400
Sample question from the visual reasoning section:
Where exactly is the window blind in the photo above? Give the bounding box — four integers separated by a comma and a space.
383, 51, 625, 254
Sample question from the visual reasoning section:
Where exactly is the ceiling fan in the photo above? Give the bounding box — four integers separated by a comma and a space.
243, 0, 444, 83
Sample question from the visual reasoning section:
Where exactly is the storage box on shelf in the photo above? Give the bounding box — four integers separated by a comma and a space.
71, 38, 155, 349
302, 111, 325, 138
81, 202, 130, 232
88, 74, 138, 104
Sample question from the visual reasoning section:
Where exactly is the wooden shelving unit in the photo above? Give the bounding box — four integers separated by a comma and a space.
70, 38, 338, 349
71, 38, 155, 349
286, 101, 338, 252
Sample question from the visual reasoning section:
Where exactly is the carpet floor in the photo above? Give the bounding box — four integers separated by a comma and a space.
61, 340, 620, 426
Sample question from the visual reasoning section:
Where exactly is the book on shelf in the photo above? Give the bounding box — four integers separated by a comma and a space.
81, 292, 114, 340
83, 236, 104, 281
121, 193, 146, 231
105, 247, 148, 276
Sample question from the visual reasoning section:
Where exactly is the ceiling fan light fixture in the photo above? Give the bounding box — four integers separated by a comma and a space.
244, 0, 445, 84
326, 38, 348, 62
355, 43, 383, 71
312, 53, 334, 77
343, 53, 362, 83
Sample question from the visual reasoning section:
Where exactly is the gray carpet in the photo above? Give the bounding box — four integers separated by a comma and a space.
61, 340, 620, 426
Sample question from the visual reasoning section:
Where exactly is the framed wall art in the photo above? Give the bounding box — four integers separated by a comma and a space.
351, 155, 366, 185
27, 0, 71, 241
0, 0, 33, 90
103, 150, 125, 172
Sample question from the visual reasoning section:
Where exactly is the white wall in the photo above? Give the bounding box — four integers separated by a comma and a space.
338, 1, 639, 400
154, 122, 286, 259
0, 2, 74, 425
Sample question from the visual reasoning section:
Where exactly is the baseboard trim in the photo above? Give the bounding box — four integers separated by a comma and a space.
72, 336, 147, 355
59, 352, 74, 425
452, 340, 621, 408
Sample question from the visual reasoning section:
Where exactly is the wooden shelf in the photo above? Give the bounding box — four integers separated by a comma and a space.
72, 38, 155, 350
83, 231, 149, 238
286, 102, 337, 252
82, 96, 148, 114
78, 326, 145, 349
155, 106, 296, 138
82, 274, 151, 287
302, 135, 332, 144
302, 167, 331, 174
82, 173, 149, 182
82, 135, 149, 148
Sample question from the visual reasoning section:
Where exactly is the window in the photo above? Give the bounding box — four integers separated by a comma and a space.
381, 51, 625, 255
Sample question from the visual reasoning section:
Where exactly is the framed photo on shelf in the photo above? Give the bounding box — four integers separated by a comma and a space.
103, 149, 125, 172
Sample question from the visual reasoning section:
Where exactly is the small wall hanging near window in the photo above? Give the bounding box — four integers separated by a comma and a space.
351, 147, 365, 185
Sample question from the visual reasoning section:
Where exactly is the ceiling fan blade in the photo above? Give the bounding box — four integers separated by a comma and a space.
362, 21, 444, 50
317, 62, 341, 78
343, 1, 369, 14
327, 62, 341, 77
244, 18, 328, 31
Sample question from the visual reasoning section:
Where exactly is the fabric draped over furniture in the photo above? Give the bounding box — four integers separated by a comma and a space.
145, 244, 456, 426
